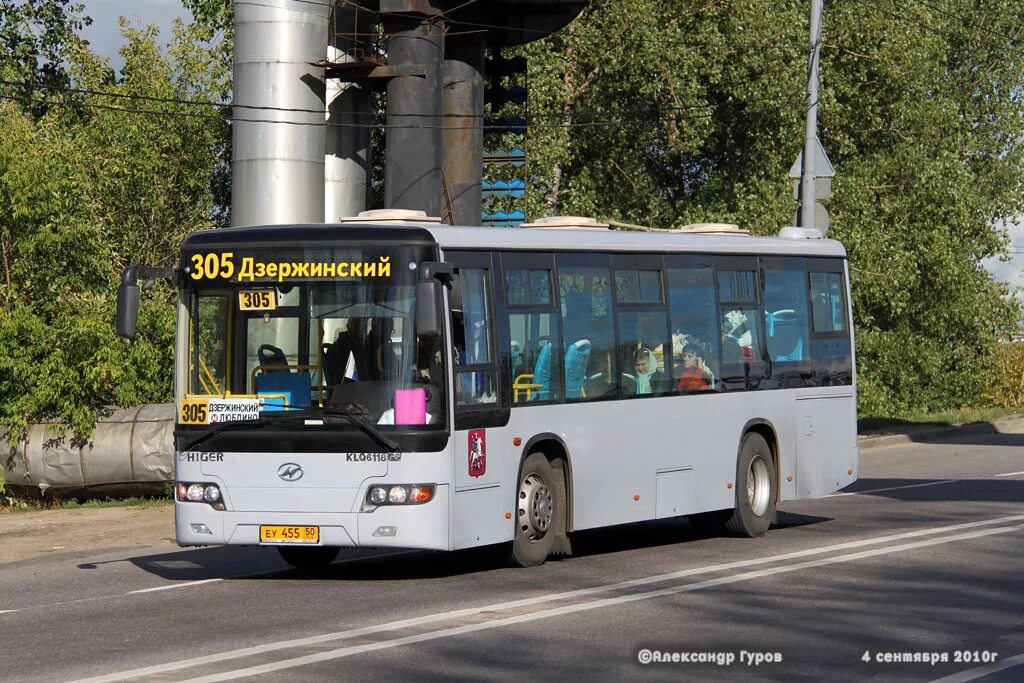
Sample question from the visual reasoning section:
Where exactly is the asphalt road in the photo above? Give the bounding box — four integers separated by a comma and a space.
1, 428, 1022, 683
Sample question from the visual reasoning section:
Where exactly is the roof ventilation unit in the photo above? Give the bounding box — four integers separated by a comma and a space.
778, 226, 824, 239
338, 209, 443, 225
518, 216, 610, 230
678, 223, 750, 235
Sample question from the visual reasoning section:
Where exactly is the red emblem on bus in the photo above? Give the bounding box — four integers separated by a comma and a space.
468, 430, 486, 477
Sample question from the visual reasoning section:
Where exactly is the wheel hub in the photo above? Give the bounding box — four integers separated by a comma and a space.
747, 456, 771, 516
518, 473, 553, 541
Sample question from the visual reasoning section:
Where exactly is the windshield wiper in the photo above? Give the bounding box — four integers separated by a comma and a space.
313, 407, 400, 453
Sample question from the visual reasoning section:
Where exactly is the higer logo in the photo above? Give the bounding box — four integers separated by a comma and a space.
277, 463, 304, 482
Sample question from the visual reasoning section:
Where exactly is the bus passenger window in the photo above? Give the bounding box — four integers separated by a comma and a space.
717, 268, 761, 367
558, 257, 615, 401
763, 260, 810, 363
508, 312, 562, 403
810, 272, 847, 333
667, 260, 718, 390
615, 269, 663, 304
720, 309, 761, 363
616, 310, 670, 396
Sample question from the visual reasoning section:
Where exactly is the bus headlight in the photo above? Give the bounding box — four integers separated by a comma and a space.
176, 481, 226, 510
363, 484, 435, 511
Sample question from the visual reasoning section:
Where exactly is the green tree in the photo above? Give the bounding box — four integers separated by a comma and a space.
0, 18, 228, 441
0, 0, 94, 116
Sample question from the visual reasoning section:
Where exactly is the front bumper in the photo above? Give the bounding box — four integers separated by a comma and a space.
175, 484, 450, 550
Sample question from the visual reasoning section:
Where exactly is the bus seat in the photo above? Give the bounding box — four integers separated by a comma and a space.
564, 339, 591, 399
257, 371, 311, 411
258, 344, 289, 372
771, 319, 805, 361
775, 334, 804, 362
531, 342, 553, 401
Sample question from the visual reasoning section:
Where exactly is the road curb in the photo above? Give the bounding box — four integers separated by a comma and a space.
858, 416, 1024, 451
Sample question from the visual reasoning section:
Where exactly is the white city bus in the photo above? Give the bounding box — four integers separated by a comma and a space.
117, 213, 856, 568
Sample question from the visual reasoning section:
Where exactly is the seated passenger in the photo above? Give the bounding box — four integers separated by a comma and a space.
677, 343, 712, 392
626, 347, 667, 395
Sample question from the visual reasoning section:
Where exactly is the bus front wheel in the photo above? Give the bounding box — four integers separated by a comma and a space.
510, 453, 561, 567
725, 433, 776, 537
277, 545, 340, 570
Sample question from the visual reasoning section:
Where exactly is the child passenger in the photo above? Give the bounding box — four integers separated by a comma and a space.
676, 343, 711, 392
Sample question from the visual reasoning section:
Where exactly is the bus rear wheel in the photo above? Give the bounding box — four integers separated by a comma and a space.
725, 432, 776, 538
277, 545, 340, 570
510, 454, 561, 567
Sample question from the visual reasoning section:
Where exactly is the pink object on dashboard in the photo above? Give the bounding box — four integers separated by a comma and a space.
394, 388, 427, 425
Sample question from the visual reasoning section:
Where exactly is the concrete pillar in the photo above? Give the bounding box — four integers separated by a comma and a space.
325, 1, 374, 222
382, 8, 445, 215
442, 35, 485, 226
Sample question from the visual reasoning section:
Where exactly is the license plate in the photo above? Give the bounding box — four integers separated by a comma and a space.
259, 525, 320, 544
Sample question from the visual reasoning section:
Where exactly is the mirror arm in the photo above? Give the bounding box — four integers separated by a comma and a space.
419, 261, 453, 285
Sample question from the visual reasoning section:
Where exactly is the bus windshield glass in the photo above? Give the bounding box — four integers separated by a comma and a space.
183, 244, 446, 429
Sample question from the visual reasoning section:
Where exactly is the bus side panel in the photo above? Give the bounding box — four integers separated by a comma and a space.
795, 392, 858, 497
450, 428, 513, 550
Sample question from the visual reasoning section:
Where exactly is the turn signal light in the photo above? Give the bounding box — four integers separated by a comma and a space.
409, 486, 433, 503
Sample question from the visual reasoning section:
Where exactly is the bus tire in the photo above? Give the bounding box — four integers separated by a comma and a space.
510, 453, 561, 567
277, 545, 340, 570
725, 432, 776, 538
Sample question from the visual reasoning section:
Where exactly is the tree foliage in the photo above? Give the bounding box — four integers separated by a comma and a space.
516, 0, 1024, 416
0, 0, 92, 116
0, 14, 229, 440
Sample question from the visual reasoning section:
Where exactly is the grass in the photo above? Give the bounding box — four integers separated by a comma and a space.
0, 494, 172, 514
859, 405, 1024, 435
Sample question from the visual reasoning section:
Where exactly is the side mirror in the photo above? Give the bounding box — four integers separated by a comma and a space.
416, 279, 444, 338
116, 267, 140, 339
415, 261, 453, 339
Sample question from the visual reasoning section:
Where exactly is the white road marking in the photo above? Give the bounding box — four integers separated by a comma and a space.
67, 513, 1024, 683
0, 609, 19, 614
824, 480, 958, 497
176, 523, 1024, 682
995, 471, 1024, 477
128, 579, 223, 594
929, 652, 1024, 683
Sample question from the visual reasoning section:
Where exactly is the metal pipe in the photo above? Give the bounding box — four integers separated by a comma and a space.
326, 1, 374, 221
799, 0, 823, 231
232, 0, 331, 227
442, 35, 485, 226
383, 9, 445, 215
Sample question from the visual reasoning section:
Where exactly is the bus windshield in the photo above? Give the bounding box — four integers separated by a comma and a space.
183, 244, 446, 429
